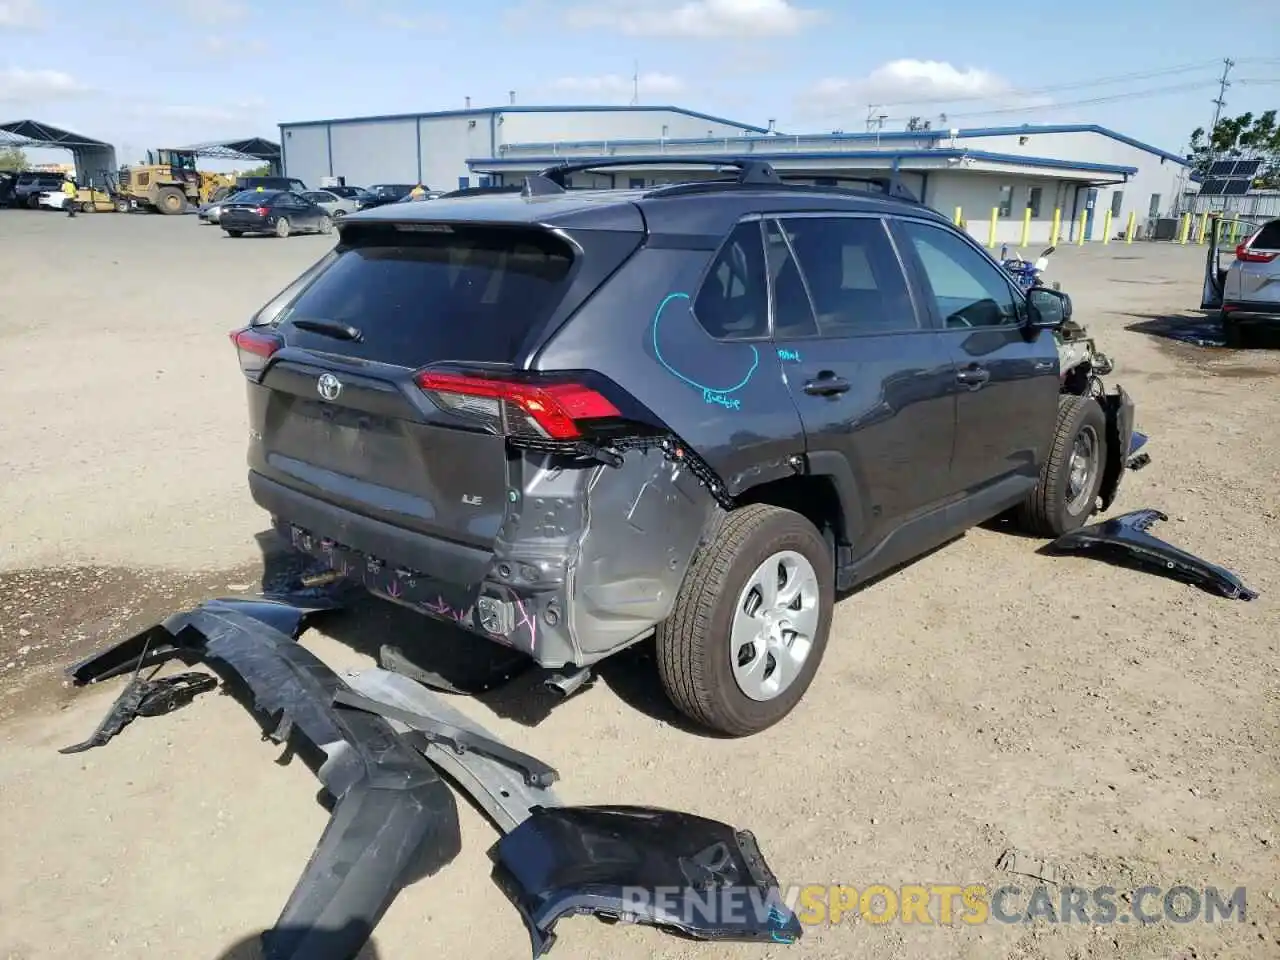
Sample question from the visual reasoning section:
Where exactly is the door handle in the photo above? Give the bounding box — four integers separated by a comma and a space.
956, 365, 991, 388
803, 372, 851, 397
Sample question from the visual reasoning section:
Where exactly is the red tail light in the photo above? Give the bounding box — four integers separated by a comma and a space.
230, 326, 283, 380
414, 371, 620, 440
1236, 243, 1277, 263
255, 206, 269, 216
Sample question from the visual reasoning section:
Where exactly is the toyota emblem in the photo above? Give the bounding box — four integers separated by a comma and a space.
317, 373, 343, 401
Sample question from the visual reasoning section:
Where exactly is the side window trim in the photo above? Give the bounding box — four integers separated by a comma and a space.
689, 217, 772, 343
765, 217, 821, 338
891, 215, 1026, 329
770, 212, 932, 339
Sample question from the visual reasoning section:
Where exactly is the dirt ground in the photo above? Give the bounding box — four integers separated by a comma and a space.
0, 208, 1277, 960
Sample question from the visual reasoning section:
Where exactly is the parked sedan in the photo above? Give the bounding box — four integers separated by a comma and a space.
220, 190, 333, 238
301, 189, 363, 219
362, 183, 417, 208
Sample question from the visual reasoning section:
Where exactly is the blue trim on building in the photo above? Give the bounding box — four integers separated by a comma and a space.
482, 122, 1189, 167
279, 104, 770, 134
465, 149, 1138, 176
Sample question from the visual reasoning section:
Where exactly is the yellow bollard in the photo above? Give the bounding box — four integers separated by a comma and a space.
954, 206, 962, 226
1051, 208, 1062, 246
1229, 220, 1240, 244
1179, 213, 1191, 244
1021, 207, 1031, 248
1077, 208, 1087, 245
988, 207, 998, 248
1102, 209, 1112, 245
1126, 210, 1136, 243
1198, 212, 1210, 243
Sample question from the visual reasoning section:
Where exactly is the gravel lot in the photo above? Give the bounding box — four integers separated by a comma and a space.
0, 207, 1277, 960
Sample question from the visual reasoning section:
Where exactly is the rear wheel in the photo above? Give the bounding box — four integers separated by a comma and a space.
155, 187, 187, 215
1014, 394, 1107, 537
318, 215, 333, 235
79, 201, 93, 213
225, 230, 243, 238
656, 504, 833, 737
275, 217, 291, 238
115, 198, 130, 213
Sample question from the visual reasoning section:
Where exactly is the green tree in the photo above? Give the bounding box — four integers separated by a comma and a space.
1189, 110, 1280, 188
239, 163, 273, 177
0, 145, 28, 171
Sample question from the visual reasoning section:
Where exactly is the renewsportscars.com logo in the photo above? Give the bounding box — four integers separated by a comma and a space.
617, 883, 1247, 929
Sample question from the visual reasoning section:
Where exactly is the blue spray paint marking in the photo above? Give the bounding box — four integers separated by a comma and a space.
776, 348, 801, 363
651, 292, 758, 409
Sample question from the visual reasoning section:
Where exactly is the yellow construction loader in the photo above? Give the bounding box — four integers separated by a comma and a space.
116, 150, 234, 214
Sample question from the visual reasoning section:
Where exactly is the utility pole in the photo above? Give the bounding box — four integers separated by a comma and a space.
630, 60, 639, 106
1209, 58, 1234, 140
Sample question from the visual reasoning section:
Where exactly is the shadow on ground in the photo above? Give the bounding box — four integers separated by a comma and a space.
1125, 311, 1280, 350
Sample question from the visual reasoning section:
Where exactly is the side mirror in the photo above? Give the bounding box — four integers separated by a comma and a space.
1026, 287, 1072, 329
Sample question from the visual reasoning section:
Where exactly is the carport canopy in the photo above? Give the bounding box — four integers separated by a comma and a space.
180, 137, 282, 173
0, 119, 118, 183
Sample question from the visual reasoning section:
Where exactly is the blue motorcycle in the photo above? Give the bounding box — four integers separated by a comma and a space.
999, 244, 1058, 291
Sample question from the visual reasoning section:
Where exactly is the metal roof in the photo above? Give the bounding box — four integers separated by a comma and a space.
278, 104, 771, 134
179, 137, 281, 162
494, 122, 1190, 167
0, 119, 111, 148
467, 149, 1139, 178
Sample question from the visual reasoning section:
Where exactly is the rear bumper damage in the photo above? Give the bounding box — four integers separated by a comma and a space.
249, 440, 719, 672
65, 596, 801, 959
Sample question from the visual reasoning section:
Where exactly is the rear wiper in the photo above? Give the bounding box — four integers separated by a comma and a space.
291, 318, 363, 342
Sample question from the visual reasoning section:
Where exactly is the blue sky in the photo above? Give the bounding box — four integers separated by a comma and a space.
3, 0, 1279, 169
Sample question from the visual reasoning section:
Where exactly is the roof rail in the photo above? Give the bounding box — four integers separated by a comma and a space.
777, 173, 921, 203
523, 155, 783, 197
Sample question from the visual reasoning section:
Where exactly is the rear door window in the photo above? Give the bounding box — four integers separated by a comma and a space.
274, 225, 575, 366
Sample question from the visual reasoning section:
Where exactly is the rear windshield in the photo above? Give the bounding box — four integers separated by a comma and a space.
275, 225, 575, 366
228, 190, 281, 203
1252, 221, 1280, 249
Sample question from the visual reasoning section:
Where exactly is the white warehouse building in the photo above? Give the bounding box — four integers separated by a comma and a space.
279, 105, 1194, 246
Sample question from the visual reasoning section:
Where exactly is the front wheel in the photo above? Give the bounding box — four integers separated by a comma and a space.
317, 215, 333, 235
656, 504, 834, 737
1014, 394, 1107, 537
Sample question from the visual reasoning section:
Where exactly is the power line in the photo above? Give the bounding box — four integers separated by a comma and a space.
875, 80, 1219, 124
843, 59, 1225, 112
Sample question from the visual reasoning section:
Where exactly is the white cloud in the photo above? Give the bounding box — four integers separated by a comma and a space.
0, 0, 43, 28
808, 60, 1015, 110
548, 72, 687, 99
565, 0, 822, 38
180, 0, 248, 26
201, 34, 267, 56
0, 67, 93, 102
339, 0, 447, 29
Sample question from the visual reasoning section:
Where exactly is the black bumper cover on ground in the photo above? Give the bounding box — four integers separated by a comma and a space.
66, 596, 463, 960
65, 597, 804, 959
493, 805, 804, 956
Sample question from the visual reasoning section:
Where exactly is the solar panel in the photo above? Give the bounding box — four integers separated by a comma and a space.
1198, 179, 1226, 196
1230, 159, 1261, 178
1223, 179, 1251, 196
1208, 160, 1235, 176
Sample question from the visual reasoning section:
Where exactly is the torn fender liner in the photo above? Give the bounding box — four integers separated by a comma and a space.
492, 805, 803, 957
1045, 509, 1259, 601
66, 599, 462, 960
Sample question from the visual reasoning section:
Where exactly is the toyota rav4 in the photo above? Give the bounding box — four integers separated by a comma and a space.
230, 158, 1137, 737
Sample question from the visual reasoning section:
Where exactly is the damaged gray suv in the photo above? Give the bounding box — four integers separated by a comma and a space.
230, 158, 1137, 737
